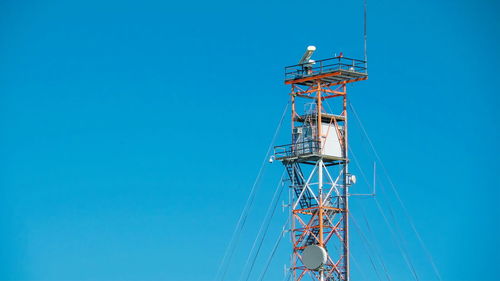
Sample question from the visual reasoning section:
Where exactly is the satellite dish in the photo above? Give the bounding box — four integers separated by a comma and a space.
298, 45, 316, 65
301, 244, 327, 270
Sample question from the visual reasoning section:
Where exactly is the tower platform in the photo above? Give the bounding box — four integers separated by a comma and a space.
274, 140, 346, 164
285, 56, 367, 86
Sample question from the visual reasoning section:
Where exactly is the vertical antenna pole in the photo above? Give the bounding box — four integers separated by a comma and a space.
363, 0, 368, 72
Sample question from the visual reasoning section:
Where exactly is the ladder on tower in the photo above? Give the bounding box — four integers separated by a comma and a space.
284, 162, 316, 209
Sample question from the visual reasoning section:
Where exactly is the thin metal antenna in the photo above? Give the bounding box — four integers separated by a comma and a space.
363, 0, 368, 72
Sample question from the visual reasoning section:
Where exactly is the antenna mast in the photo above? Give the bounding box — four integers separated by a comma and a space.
274, 46, 368, 281
363, 0, 368, 71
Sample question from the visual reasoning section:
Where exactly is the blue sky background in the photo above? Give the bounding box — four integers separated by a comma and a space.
0, 0, 499, 280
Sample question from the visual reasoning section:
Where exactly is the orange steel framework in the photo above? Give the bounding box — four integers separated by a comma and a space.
274, 55, 367, 281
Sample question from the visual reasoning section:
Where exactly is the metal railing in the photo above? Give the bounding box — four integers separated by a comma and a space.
285, 56, 367, 81
274, 140, 321, 159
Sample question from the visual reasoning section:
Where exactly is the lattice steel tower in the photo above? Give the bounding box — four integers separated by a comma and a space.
274, 46, 367, 281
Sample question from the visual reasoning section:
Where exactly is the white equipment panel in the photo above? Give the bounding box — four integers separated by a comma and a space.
321, 123, 343, 158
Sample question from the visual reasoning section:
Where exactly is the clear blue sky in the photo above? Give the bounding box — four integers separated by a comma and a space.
0, 0, 498, 280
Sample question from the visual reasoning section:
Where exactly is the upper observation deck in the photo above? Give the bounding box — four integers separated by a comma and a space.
285, 56, 368, 86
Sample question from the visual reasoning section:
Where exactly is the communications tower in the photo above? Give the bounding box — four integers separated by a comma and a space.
274, 46, 367, 281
